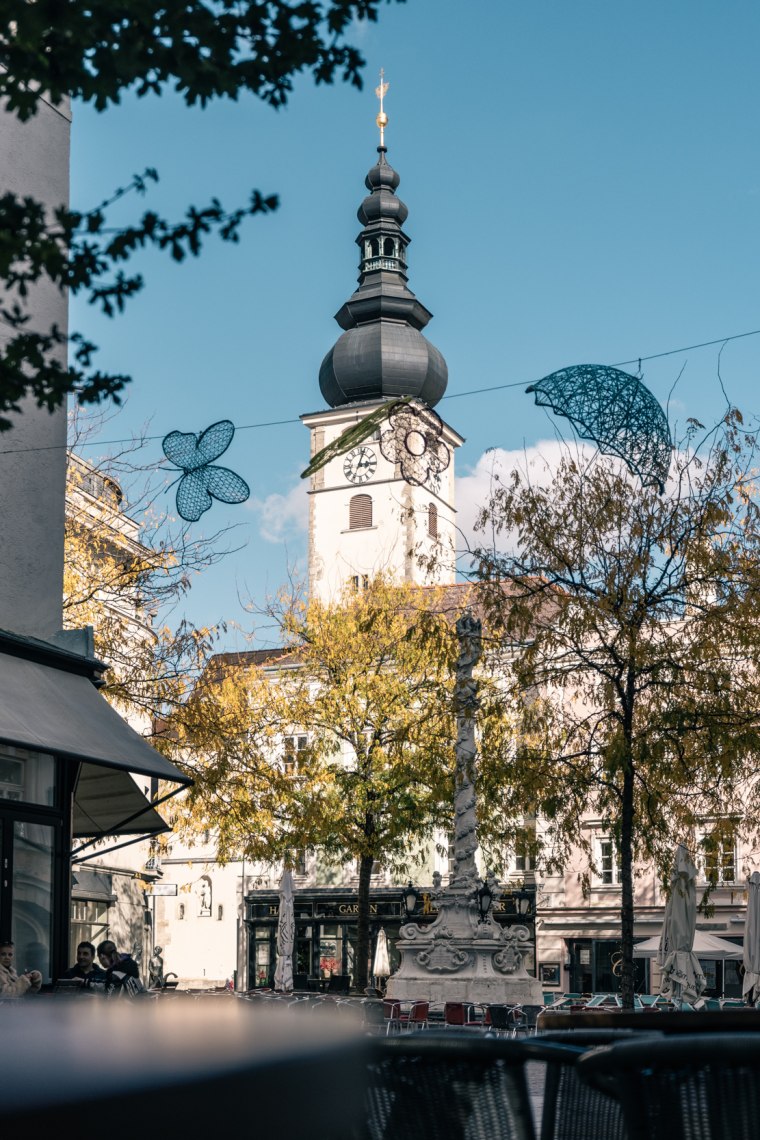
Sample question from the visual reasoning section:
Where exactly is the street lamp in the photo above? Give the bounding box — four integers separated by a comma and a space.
401, 880, 420, 920
476, 878, 494, 922
514, 888, 534, 918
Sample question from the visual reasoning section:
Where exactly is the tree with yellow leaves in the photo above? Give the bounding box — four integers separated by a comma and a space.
177, 575, 518, 991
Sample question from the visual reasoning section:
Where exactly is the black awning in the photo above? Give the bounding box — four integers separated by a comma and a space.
0, 650, 189, 784
73, 764, 171, 839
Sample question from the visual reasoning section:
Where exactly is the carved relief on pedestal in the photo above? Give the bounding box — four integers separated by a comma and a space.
493, 925, 532, 976
416, 940, 472, 973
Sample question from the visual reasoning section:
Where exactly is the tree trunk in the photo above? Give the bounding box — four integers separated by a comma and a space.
355, 852, 374, 992
619, 722, 636, 1009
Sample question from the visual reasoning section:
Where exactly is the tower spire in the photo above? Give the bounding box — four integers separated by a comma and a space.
318, 110, 448, 410
375, 69, 389, 148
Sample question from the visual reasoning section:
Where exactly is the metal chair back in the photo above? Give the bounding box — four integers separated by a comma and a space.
366, 1033, 554, 1139
577, 1032, 760, 1140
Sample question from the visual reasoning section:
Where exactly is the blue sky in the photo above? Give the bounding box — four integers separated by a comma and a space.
69, 0, 760, 649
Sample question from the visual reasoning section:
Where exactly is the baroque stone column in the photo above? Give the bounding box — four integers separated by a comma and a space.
385, 612, 543, 1005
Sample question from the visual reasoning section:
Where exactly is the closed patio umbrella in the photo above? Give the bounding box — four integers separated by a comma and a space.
273, 868, 295, 992
372, 927, 391, 983
743, 871, 760, 1002
658, 844, 705, 1006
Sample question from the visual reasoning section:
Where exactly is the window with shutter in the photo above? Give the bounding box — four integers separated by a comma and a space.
428, 503, 438, 539
349, 494, 373, 529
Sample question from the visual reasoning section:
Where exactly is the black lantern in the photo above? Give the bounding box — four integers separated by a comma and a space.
514, 888, 534, 918
401, 880, 420, 920
476, 878, 494, 922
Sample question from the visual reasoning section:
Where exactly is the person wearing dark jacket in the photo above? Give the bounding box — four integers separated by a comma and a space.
97, 940, 141, 992
60, 940, 107, 985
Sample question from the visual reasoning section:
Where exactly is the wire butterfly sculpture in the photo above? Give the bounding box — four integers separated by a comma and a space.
162, 420, 250, 522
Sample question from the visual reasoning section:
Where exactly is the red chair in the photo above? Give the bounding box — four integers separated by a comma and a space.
462, 1004, 490, 1032
439, 1003, 469, 1030
406, 1000, 429, 1031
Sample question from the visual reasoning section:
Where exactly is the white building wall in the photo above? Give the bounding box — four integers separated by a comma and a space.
303, 403, 462, 603
153, 845, 244, 988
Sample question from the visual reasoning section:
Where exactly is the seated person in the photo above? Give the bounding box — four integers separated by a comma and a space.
59, 940, 107, 986
97, 939, 141, 991
0, 940, 42, 998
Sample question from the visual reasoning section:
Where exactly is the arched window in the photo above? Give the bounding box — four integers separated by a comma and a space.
370, 238, 380, 257
383, 237, 395, 257
428, 502, 438, 539
349, 494, 373, 530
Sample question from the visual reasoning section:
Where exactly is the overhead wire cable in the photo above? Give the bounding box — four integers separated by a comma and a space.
1, 326, 760, 457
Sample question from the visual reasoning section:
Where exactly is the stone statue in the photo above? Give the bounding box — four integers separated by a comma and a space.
198, 878, 211, 916
148, 945, 165, 989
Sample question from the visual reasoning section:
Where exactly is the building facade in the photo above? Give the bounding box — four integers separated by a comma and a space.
155, 117, 752, 1000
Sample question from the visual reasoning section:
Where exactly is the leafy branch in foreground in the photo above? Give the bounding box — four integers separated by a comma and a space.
0, 2, 399, 120
0, 0, 404, 421
0, 171, 278, 429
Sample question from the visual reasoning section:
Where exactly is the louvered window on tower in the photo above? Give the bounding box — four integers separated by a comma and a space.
349, 494, 373, 529
428, 502, 438, 539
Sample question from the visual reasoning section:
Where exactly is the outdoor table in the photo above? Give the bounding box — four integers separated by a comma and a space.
538, 1007, 760, 1033
0, 997, 369, 1139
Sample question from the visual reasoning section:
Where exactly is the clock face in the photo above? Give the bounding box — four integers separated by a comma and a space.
343, 445, 377, 484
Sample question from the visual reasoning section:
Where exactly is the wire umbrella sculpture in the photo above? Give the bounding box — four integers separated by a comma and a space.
162, 420, 250, 522
526, 364, 672, 492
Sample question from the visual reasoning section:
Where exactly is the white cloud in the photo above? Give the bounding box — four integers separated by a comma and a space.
248, 480, 309, 545
455, 440, 597, 551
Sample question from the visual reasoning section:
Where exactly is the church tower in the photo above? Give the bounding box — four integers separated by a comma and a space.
303, 82, 463, 601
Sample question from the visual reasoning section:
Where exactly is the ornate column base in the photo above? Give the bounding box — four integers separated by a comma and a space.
385, 886, 543, 1006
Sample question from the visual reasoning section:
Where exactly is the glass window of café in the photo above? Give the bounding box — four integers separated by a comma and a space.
0, 745, 65, 984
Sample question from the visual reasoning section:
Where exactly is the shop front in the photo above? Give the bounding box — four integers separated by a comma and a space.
0, 632, 190, 982
244, 883, 538, 990
566, 938, 648, 995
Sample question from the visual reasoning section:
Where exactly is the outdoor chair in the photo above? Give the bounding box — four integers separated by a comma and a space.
363, 1000, 388, 1033
461, 1004, 493, 1032
382, 998, 403, 1035
577, 1031, 760, 1140
521, 1005, 544, 1036
535, 1028, 661, 1140
488, 1004, 514, 1037
509, 1006, 528, 1037
443, 1001, 477, 1029
364, 1033, 580, 1140
405, 1000, 430, 1031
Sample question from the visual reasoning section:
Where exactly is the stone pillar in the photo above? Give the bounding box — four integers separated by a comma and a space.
386, 611, 544, 1005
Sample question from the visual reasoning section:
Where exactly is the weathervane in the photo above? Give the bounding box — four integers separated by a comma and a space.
375, 68, 389, 146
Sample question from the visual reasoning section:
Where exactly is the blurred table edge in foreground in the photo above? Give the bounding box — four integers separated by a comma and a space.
0, 999, 369, 1139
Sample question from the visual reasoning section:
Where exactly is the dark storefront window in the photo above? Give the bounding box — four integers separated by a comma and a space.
568, 938, 647, 995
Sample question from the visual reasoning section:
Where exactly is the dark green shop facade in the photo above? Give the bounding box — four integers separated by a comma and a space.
244, 886, 538, 990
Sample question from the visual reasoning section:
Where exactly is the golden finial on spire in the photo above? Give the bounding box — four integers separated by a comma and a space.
375, 68, 389, 147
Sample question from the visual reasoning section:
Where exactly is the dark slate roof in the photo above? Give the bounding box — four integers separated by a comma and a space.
318, 146, 448, 409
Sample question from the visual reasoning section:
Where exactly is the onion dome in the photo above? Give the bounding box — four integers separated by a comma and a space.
319, 146, 448, 409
